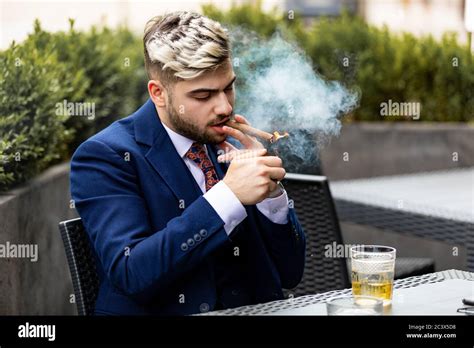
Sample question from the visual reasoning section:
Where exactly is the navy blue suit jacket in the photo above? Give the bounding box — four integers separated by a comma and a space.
70, 99, 306, 315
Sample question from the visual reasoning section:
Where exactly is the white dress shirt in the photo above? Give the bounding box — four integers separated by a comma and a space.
162, 123, 289, 235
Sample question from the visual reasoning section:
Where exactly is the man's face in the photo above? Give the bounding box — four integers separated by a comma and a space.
165, 60, 235, 144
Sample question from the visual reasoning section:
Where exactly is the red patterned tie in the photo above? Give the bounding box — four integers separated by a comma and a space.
185, 142, 220, 191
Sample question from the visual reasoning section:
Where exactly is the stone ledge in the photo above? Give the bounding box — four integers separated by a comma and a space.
0, 162, 77, 315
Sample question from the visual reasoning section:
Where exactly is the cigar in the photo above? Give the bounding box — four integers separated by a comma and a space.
225, 120, 289, 144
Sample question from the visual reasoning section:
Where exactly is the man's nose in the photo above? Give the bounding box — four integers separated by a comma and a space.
214, 92, 233, 116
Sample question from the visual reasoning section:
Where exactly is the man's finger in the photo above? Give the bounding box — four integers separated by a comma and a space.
258, 156, 283, 168
234, 114, 251, 126
217, 148, 267, 163
221, 125, 256, 149
268, 180, 278, 193
218, 148, 267, 163
216, 141, 237, 153
266, 167, 286, 181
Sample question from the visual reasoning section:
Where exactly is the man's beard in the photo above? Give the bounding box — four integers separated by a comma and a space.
166, 99, 230, 144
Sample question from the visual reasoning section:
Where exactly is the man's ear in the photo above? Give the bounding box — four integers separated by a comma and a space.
148, 80, 168, 108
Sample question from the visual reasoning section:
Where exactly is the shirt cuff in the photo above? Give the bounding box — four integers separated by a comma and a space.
256, 190, 289, 224
203, 181, 247, 235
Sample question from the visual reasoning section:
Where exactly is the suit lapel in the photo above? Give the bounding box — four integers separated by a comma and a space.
134, 99, 202, 206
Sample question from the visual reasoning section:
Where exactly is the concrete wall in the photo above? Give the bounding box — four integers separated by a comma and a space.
320, 122, 474, 180
0, 163, 77, 315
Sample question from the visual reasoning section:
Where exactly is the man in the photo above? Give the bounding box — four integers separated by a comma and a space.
70, 11, 306, 315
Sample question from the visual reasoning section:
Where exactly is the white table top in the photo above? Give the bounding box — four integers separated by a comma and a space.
269, 279, 474, 316
329, 167, 474, 223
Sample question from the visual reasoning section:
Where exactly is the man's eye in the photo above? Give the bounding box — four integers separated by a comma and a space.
194, 94, 211, 100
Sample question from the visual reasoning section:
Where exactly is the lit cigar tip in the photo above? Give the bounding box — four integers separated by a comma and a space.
270, 131, 290, 143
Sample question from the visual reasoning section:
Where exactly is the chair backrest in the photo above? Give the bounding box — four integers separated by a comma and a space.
282, 173, 350, 296
59, 218, 99, 316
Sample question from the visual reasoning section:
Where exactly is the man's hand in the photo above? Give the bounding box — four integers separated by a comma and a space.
217, 114, 286, 203
222, 150, 286, 205
217, 114, 265, 154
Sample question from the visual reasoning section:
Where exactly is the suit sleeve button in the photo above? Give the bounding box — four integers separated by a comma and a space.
194, 234, 202, 242
199, 303, 210, 313
199, 229, 208, 237
181, 243, 188, 251
187, 238, 195, 247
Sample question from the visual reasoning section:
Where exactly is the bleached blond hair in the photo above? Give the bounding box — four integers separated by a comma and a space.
143, 11, 230, 84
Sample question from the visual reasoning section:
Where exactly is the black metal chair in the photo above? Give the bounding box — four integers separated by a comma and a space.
282, 173, 351, 296
394, 257, 435, 279
59, 218, 99, 316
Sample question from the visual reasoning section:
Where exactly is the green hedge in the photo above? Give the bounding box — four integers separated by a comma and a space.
202, 2, 474, 123
0, 20, 147, 191
0, 38, 75, 189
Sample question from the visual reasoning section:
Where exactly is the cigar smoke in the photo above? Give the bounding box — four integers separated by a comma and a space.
230, 30, 359, 172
